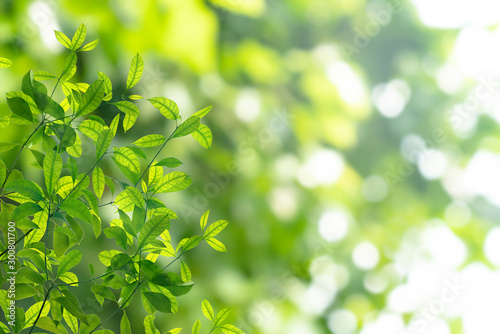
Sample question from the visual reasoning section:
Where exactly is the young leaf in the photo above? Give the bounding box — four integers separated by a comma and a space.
192, 320, 201, 334
97, 71, 113, 101
55, 30, 72, 49
76, 80, 105, 116
0, 57, 12, 68
7, 96, 33, 122
120, 312, 132, 334
200, 209, 210, 230
154, 171, 192, 193
80, 39, 99, 51
93, 167, 105, 199
204, 220, 229, 239
173, 116, 200, 138
220, 324, 244, 334
142, 292, 172, 313
133, 134, 166, 148
193, 105, 213, 119
96, 128, 113, 158
34, 71, 56, 81
114, 147, 141, 174
5, 179, 44, 201
57, 249, 82, 276
191, 124, 213, 149
43, 150, 62, 194
123, 113, 138, 133
148, 97, 179, 120
62, 309, 79, 334
114, 101, 140, 117
155, 157, 182, 168
61, 52, 77, 80
138, 215, 170, 249
180, 261, 192, 282
126, 53, 144, 90
206, 238, 227, 252
128, 94, 143, 100
23, 302, 51, 329
201, 300, 215, 321
214, 308, 231, 326
79, 119, 105, 142
71, 23, 87, 50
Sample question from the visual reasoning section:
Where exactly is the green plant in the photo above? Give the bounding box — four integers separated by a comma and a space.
0, 24, 242, 334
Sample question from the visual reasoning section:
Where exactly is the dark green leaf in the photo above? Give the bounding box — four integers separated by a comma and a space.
7, 97, 33, 122
5, 179, 44, 201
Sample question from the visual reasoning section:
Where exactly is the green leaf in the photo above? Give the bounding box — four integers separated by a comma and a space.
61, 52, 77, 81
104, 226, 128, 250
138, 215, 170, 249
142, 292, 172, 313
11, 202, 43, 221
36, 316, 67, 334
155, 157, 182, 168
214, 308, 231, 326
200, 209, 209, 230
204, 220, 228, 239
91, 285, 116, 301
193, 105, 212, 119
192, 320, 201, 334
71, 23, 87, 50
98, 250, 122, 266
53, 293, 88, 325
0, 57, 12, 68
154, 171, 192, 193
114, 147, 140, 174
97, 71, 112, 101
7, 96, 33, 122
54, 230, 70, 257
0, 160, 5, 187
80, 39, 99, 51
177, 235, 202, 252
114, 101, 139, 116
34, 71, 56, 81
206, 238, 227, 252
79, 119, 104, 141
5, 179, 44, 201
128, 94, 143, 100
191, 124, 213, 149
0, 142, 20, 152
126, 53, 144, 90
67, 134, 82, 158
57, 249, 82, 276
202, 300, 215, 321
92, 167, 105, 199
144, 315, 160, 334
34, 93, 65, 119
133, 134, 166, 148
173, 116, 200, 138
95, 128, 113, 158
120, 312, 132, 334
123, 113, 138, 133
220, 324, 244, 334
63, 309, 78, 334
76, 80, 105, 116
51, 124, 76, 147
67, 156, 78, 181
55, 30, 72, 49
148, 97, 179, 120
44, 150, 62, 194
180, 261, 192, 282
24, 301, 51, 329
59, 199, 92, 223
79, 314, 100, 334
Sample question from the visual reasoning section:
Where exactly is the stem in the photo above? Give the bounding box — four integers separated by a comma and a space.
0, 121, 45, 193
0, 152, 107, 261
134, 126, 178, 188
27, 285, 53, 334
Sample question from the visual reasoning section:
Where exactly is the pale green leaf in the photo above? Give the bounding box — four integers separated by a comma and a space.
126, 53, 144, 90
206, 238, 227, 252
0, 57, 12, 68
148, 97, 179, 120
138, 215, 170, 249
43, 150, 62, 194
55, 30, 72, 49
133, 134, 166, 148
57, 249, 82, 276
173, 116, 200, 138
201, 300, 214, 321
200, 209, 210, 230
154, 171, 192, 193
93, 167, 105, 199
114, 147, 140, 174
80, 39, 99, 51
71, 23, 87, 50
191, 124, 213, 149
204, 220, 229, 239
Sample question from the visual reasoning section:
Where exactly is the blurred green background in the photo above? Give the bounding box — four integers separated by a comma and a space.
3, 0, 500, 333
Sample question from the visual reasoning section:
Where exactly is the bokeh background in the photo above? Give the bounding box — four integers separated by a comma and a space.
2, 0, 500, 333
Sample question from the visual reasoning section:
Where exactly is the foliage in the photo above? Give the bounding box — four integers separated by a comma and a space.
0, 24, 241, 334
